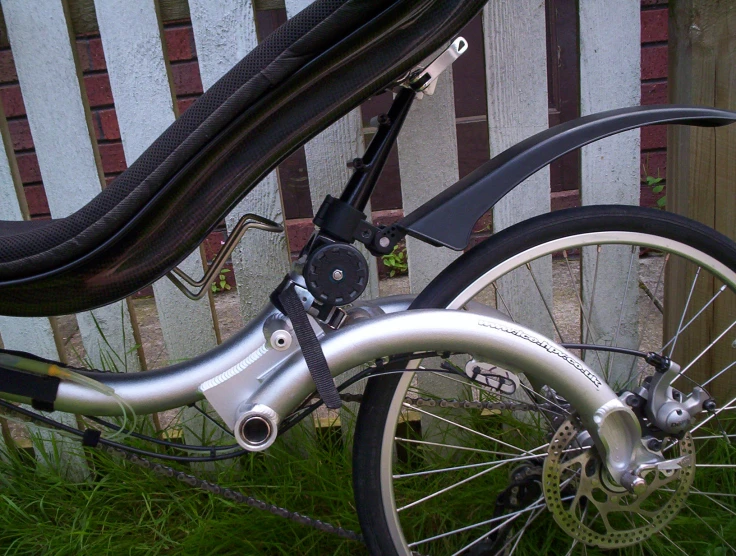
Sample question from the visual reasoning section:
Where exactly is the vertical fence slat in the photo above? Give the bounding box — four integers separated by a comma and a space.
396, 69, 462, 433
579, 1, 641, 384
3, 0, 142, 373
483, 0, 553, 340
398, 70, 461, 293
0, 101, 86, 479
189, 0, 290, 323
93, 0, 218, 365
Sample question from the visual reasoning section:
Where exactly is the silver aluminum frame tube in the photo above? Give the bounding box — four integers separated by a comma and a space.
36, 297, 413, 416
251, 309, 642, 482
18, 300, 642, 480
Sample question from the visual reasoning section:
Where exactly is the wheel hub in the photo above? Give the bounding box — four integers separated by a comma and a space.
542, 419, 695, 548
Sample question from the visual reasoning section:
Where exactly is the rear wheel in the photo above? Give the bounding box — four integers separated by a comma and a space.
353, 206, 736, 555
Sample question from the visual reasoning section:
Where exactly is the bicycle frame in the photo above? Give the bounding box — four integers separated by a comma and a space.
2, 0, 736, 494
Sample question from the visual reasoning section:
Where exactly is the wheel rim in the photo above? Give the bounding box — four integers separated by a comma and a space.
378, 231, 736, 555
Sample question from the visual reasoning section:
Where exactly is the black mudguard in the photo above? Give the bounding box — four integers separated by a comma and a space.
399, 105, 736, 250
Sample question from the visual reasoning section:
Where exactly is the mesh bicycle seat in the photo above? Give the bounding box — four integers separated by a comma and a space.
0, 0, 486, 316
0, 0, 394, 281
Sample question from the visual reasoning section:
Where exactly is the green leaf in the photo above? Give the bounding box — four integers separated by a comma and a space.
652, 185, 664, 194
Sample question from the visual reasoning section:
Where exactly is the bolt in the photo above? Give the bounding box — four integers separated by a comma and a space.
703, 399, 717, 412
379, 237, 390, 248
620, 471, 647, 496
647, 438, 663, 452
626, 395, 641, 408
332, 269, 344, 281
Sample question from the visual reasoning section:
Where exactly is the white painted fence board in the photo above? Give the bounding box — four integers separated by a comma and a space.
3, 0, 141, 373
398, 70, 461, 293
189, 0, 290, 323
579, 1, 641, 384
0, 101, 86, 479
94, 0, 218, 364
483, 0, 553, 340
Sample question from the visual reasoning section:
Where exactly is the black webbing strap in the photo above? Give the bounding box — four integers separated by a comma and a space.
278, 284, 342, 409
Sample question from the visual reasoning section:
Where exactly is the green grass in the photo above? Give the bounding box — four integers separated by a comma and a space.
0, 423, 366, 556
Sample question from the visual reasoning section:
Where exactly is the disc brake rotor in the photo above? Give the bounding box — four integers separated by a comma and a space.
542, 419, 695, 548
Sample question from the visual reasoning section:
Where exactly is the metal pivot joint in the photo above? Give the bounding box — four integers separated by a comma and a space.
403, 36, 469, 97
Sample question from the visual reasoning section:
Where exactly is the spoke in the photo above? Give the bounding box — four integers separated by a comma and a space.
394, 437, 527, 458
661, 489, 736, 498
690, 487, 736, 517
678, 319, 736, 376
448, 500, 544, 556
494, 283, 518, 324
525, 262, 566, 343
582, 245, 602, 350
701, 360, 736, 388
695, 464, 736, 468
563, 538, 580, 556
691, 433, 736, 441
397, 464, 500, 512
668, 266, 701, 357
393, 452, 544, 480
505, 504, 547, 556
562, 250, 607, 374
661, 284, 728, 354
401, 403, 529, 452
606, 245, 638, 380
519, 382, 572, 418
407, 498, 548, 548
649, 524, 690, 556
684, 505, 736, 552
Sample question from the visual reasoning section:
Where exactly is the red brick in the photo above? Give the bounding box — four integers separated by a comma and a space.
642, 45, 668, 80
171, 61, 203, 96
551, 189, 580, 211
104, 174, 120, 187
99, 142, 127, 173
202, 230, 226, 262
641, 9, 668, 43
0, 50, 17, 83
472, 211, 493, 234
84, 73, 114, 107
77, 38, 107, 72
23, 183, 49, 216
372, 209, 403, 227
641, 151, 667, 181
641, 124, 667, 151
97, 108, 121, 140
16, 152, 41, 183
177, 97, 198, 115
164, 27, 194, 61
641, 182, 666, 209
0, 86, 26, 117
466, 232, 491, 251
7, 118, 33, 151
642, 82, 668, 105
285, 218, 314, 254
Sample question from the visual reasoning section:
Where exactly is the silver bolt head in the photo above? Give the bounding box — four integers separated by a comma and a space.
379, 237, 391, 248
332, 269, 344, 281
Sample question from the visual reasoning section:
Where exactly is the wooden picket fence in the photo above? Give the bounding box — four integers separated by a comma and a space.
0, 0, 641, 476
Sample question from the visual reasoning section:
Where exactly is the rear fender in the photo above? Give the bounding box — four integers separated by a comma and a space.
398, 105, 736, 250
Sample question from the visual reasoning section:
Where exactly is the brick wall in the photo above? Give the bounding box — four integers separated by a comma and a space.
0, 1, 669, 285
640, 0, 669, 207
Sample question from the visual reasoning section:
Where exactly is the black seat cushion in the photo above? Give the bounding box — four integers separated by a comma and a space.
0, 0, 393, 281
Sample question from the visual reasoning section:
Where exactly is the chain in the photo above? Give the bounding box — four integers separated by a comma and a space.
3, 393, 530, 547
98, 394, 530, 546
102, 445, 367, 543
